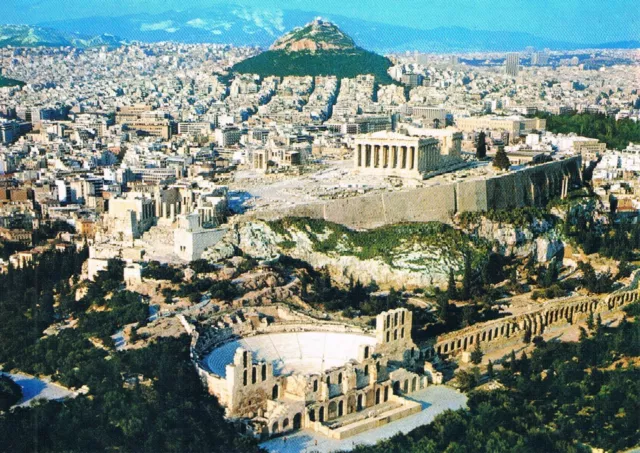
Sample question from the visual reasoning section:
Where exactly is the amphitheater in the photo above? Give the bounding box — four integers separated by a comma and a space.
189, 308, 443, 440
204, 332, 378, 377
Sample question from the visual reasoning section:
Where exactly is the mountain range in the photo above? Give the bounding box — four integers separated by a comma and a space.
0, 24, 121, 49
0, 5, 637, 52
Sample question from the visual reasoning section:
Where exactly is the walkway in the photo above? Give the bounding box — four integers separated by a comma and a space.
1, 372, 76, 407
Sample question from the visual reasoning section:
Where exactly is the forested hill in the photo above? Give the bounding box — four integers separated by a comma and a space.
0, 76, 25, 88
232, 48, 394, 84
232, 20, 394, 84
536, 112, 640, 150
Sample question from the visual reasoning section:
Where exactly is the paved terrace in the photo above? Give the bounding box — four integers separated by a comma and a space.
261, 386, 467, 453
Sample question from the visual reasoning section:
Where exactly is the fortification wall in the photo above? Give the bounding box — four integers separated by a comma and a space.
250, 157, 582, 229
434, 287, 638, 357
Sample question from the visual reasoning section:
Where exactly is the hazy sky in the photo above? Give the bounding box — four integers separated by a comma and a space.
3, 0, 639, 44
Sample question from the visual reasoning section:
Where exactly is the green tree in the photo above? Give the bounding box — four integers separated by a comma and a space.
470, 341, 483, 365
476, 131, 487, 159
486, 360, 494, 379
447, 268, 458, 301
436, 293, 450, 324
461, 253, 472, 301
492, 145, 511, 170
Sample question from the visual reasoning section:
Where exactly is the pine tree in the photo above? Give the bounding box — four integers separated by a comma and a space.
447, 268, 457, 301
437, 293, 450, 324
461, 253, 472, 300
509, 349, 517, 371
476, 131, 487, 159
586, 311, 595, 331
486, 360, 494, 378
493, 145, 511, 170
523, 327, 532, 344
470, 341, 483, 364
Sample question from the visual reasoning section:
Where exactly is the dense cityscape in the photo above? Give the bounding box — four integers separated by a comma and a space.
0, 5, 639, 453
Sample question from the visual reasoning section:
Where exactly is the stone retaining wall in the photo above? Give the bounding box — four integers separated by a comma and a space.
248, 157, 582, 229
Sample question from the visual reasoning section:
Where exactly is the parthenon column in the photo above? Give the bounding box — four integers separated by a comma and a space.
401, 146, 407, 169
409, 146, 416, 170
392, 146, 398, 168
357, 144, 362, 167
383, 146, 389, 168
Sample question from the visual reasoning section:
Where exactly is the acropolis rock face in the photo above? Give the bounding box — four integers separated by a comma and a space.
454, 216, 564, 263
206, 218, 557, 290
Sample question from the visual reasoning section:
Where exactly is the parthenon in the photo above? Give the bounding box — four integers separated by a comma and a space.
353, 131, 441, 179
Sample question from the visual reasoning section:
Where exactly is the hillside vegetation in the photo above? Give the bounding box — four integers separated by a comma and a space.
232, 48, 394, 84
0, 76, 25, 88
536, 112, 640, 150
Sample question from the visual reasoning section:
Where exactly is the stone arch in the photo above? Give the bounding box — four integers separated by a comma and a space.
411, 376, 417, 392
271, 422, 278, 434
283, 418, 289, 430
347, 395, 356, 414
338, 372, 343, 384
272, 384, 279, 399
375, 388, 381, 404
328, 401, 338, 419
338, 400, 344, 417
384, 386, 389, 401
293, 413, 302, 430
364, 346, 370, 359
403, 379, 409, 393
366, 389, 375, 407
252, 367, 257, 384
243, 369, 247, 386
364, 365, 369, 376
309, 408, 316, 422
357, 393, 363, 411
319, 406, 325, 422
393, 381, 400, 395
261, 364, 267, 381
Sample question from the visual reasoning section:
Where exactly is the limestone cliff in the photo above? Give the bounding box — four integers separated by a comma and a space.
205, 219, 483, 289
453, 212, 564, 263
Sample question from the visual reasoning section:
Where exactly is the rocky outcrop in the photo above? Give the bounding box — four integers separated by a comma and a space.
270, 19, 356, 53
454, 216, 563, 263
207, 221, 466, 289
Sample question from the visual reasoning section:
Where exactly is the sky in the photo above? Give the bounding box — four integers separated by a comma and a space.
3, 0, 639, 44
